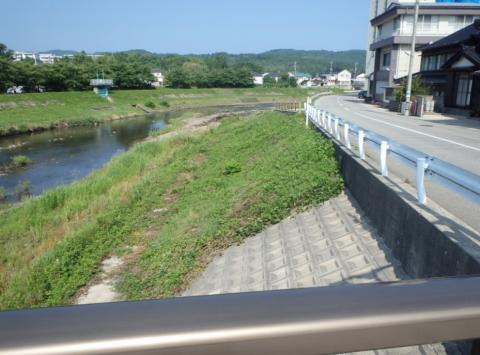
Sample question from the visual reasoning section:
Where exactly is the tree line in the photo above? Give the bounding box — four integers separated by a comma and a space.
0, 44, 154, 93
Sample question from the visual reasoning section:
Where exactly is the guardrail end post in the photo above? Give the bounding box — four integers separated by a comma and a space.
380, 141, 389, 177
416, 158, 428, 205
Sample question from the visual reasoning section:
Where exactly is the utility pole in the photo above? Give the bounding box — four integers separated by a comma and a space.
354, 62, 358, 78
330, 61, 333, 75
404, 0, 420, 116
294, 61, 297, 79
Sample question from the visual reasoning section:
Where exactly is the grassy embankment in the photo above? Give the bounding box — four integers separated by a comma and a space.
0, 87, 317, 136
0, 112, 343, 310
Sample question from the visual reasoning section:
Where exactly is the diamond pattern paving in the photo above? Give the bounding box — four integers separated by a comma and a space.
183, 192, 455, 355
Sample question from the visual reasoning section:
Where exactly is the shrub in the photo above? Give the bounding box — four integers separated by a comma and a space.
145, 101, 156, 109
11, 155, 32, 167
159, 100, 170, 108
223, 161, 242, 175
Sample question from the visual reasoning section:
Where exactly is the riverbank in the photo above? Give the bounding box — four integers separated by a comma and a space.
0, 87, 314, 137
0, 111, 343, 310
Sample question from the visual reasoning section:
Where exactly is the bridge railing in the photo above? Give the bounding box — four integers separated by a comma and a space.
1, 277, 480, 354
304, 101, 480, 206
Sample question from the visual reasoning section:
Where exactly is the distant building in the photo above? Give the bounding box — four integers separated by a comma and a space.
151, 69, 164, 87
252, 72, 282, 85
366, 0, 480, 101
12, 50, 103, 65
253, 73, 265, 85
265, 72, 281, 82
336, 69, 352, 87
353, 73, 369, 90
13, 51, 37, 63
38, 53, 61, 64
294, 72, 310, 85
418, 19, 480, 113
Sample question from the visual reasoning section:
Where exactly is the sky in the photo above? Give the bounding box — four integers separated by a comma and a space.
2, 0, 370, 54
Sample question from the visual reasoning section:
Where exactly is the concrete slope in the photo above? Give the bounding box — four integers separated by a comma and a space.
184, 192, 451, 354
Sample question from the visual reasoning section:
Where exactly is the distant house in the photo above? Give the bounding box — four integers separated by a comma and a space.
151, 69, 164, 87
295, 72, 310, 85
336, 69, 352, 87
418, 19, 480, 113
253, 73, 265, 85
353, 73, 369, 90
253, 72, 281, 85
265, 72, 281, 82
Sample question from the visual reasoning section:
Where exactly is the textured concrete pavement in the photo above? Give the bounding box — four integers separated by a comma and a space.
184, 193, 451, 354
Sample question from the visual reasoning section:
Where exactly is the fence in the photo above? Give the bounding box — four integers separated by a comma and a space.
304, 100, 480, 206
274, 102, 302, 112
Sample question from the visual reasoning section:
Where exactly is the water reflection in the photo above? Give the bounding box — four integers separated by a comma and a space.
0, 112, 173, 197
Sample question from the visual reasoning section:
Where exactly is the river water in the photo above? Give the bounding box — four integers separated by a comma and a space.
0, 104, 272, 199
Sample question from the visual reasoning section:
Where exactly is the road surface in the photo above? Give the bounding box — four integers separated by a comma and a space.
314, 95, 480, 233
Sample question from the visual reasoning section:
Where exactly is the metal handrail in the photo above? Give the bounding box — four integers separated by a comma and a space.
1, 277, 480, 355
305, 101, 480, 206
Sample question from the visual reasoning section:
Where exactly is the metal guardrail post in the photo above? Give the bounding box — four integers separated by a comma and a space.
309, 101, 480, 206
380, 141, 389, 177
416, 158, 428, 205
344, 123, 351, 150
358, 130, 365, 160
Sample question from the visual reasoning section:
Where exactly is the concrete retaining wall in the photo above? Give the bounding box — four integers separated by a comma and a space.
330, 140, 480, 279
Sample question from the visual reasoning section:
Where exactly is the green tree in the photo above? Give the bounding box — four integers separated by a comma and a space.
165, 68, 190, 88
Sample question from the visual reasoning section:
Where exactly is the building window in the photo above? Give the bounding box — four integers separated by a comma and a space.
418, 15, 439, 34
382, 52, 391, 68
455, 73, 473, 107
378, 24, 383, 38
394, 17, 400, 32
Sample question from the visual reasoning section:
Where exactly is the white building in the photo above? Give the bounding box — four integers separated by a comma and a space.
336, 69, 352, 87
353, 73, 369, 90
38, 53, 61, 64
253, 73, 265, 85
13, 51, 37, 63
151, 69, 164, 87
366, 0, 480, 100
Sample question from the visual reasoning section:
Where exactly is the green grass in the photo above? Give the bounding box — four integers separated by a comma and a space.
10, 155, 32, 167
0, 87, 320, 136
0, 112, 343, 310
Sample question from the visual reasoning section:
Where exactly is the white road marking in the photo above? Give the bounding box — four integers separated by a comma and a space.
332, 97, 480, 153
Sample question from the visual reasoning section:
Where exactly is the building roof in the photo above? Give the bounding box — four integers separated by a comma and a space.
422, 20, 480, 52
442, 45, 480, 69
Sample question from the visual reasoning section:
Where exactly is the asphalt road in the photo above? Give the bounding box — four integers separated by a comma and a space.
314, 95, 480, 233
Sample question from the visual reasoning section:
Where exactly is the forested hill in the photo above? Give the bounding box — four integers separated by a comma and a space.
225, 49, 366, 75
46, 49, 366, 76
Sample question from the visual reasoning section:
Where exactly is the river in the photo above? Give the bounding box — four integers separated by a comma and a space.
0, 104, 272, 199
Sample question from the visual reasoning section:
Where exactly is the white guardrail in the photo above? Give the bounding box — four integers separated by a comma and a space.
304, 98, 480, 206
